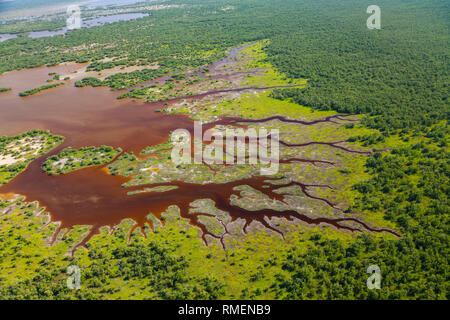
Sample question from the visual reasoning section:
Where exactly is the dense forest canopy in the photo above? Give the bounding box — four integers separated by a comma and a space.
266, 0, 449, 133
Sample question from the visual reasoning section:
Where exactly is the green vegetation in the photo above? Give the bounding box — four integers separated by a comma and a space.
262, 0, 449, 299
87, 60, 129, 72
0, 201, 224, 299
43, 146, 122, 175
19, 83, 64, 97
348, 133, 386, 147
0, 17, 66, 35
74, 77, 105, 88
0, 130, 64, 185
0, 87, 11, 93
273, 127, 449, 299
266, 0, 448, 133
76, 67, 172, 90
0, 0, 448, 300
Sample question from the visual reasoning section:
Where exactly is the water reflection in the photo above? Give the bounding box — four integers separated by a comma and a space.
0, 12, 149, 41
0, 33, 18, 42
30, 12, 149, 38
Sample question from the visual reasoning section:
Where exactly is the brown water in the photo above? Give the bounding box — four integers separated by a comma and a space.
0, 63, 196, 236
0, 60, 398, 249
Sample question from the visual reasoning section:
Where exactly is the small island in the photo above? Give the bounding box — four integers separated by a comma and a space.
19, 83, 63, 97
43, 146, 122, 175
0, 130, 64, 185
